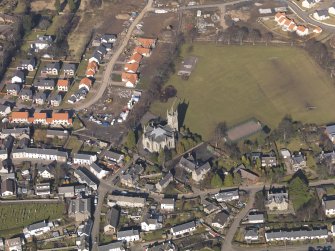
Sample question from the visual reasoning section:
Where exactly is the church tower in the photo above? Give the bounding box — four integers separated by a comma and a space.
167, 101, 178, 131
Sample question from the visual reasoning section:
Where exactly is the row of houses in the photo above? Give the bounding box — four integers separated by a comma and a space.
10, 111, 72, 126
121, 37, 157, 88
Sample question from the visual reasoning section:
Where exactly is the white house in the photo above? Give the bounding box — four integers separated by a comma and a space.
141, 218, 162, 232
89, 163, 109, 179
302, 0, 319, 9
11, 70, 25, 84
171, 221, 196, 236
107, 194, 146, 208
23, 220, 52, 238
313, 10, 330, 20
212, 211, 229, 229
58, 186, 75, 198
329, 4, 335, 15
0, 150, 7, 160
214, 189, 239, 202
296, 26, 309, 36
73, 153, 97, 166
245, 229, 259, 241
5, 237, 23, 251
117, 229, 140, 242
35, 183, 51, 196
17, 58, 36, 72
11, 148, 68, 162
0, 104, 11, 117
160, 198, 175, 211
1, 179, 15, 197
265, 227, 328, 242
322, 196, 335, 217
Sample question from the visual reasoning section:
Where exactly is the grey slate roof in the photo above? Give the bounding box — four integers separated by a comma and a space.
63, 63, 76, 71
0, 104, 10, 113
19, 88, 33, 98
98, 241, 124, 251
117, 229, 139, 238
6, 83, 20, 92
34, 79, 55, 88
46, 129, 68, 137
74, 153, 94, 160
106, 206, 120, 229
144, 124, 174, 143
12, 148, 68, 158
266, 228, 328, 239
27, 221, 48, 231
13, 70, 24, 80
213, 211, 229, 225
171, 221, 196, 233
45, 62, 60, 71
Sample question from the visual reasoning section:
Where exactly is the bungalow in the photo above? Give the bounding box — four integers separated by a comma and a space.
156, 172, 173, 192
121, 72, 139, 88
296, 26, 309, 36
103, 150, 124, 164
33, 92, 47, 105
34, 79, 55, 90
117, 229, 140, 243
57, 79, 69, 92
98, 242, 124, 251
42, 62, 60, 76
214, 189, 239, 202
265, 227, 328, 242
313, 10, 330, 20
6, 83, 21, 96
261, 151, 277, 168
291, 152, 307, 170
12, 148, 68, 162
11, 111, 29, 124
137, 37, 157, 49
50, 94, 62, 107
79, 77, 93, 91
127, 53, 142, 64
160, 198, 175, 211
124, 63, 139, 74
23, 220, 52, 238
107, 194, 146, 208
62, 63, 76, 77
0, 104, 11, 116
19, 88, 33, 101
37, 165, 54, 179
89, 162, 109, 179
101, 34, 117, 44
35, 182, 51, 196
11, 70, 25, 84
17, 58, 36, 72
329, 4, 335, 15
73, 168, 98, 190
244, 211, 264, 224
68, 198, 91, 222
134, 46, 151, 57
322, 196, 335, 217
46, 129, 69, 139
141, 217, 162, 232
245, 228, 259, 241
73, 153, 97, 165
1, 178, 15, 197
212, 211, 229, 229
302, 0, 319, 9
104, 206, 120, 233
171, 221, 196, 236
89, 52, 103, 64
58, 186, 75, 198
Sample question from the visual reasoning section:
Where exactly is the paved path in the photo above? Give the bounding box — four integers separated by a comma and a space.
180, 0, 251, 10
73, 0, 154, 111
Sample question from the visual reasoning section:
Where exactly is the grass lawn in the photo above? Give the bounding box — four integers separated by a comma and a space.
0, 202, 65, 238
64, 136, 83, 153
150, 43, 335, 140
142, 229, 165, 241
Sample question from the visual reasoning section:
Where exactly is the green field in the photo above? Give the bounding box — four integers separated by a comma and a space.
0, 202, 65, 237
150, 44, 335, 140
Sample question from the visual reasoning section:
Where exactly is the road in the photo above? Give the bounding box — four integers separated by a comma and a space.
74, 0, 154, 111
180, 0, 251, 10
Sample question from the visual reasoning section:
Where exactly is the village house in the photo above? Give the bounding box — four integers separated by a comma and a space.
5, 237, 23, 251
68, 198, 91, 222
23, 220, 52, 238
325, 125, 335, 143
101, 34, 117, 44
245, 228, 259, 242
33, 92, 47, 105
73, 168, 98, 190
171, 221, 196, 236
142, 107, 178, 152
302, 0, 320, 8
265, 227, 328, 242
120, 174, 136, 188
34, 79, 55, 90
322, 196, 335, 217
11, 148, 68, 162
31, 35, 53, 52
313, 10, 330, 20
35, 182, 51, 196
291, 152, 307, 170
19, 88, 33, 101
11, 70, 25, 84
121, 72, 139, 88
73, 153, 97, 166
192, 162, 211, 182
79, 77, 93, 91
42, 62, 60, 76
156, 172, 173, 192
57, 79, 69, 92
127, 53, 142, 64
296, 26, 309, 36
6, 83, 21, 96
177, 56, 198, 77
117, 229, 140, 243
107, 194, 146, 208
62, 63, 76, 77
146, 242, 176, 251
244, 211, 264, 224
212, 211, 229, 229
104, 206, 120, 233
1, 178, 15, 197
96, 45, 107, 55
261, 151, 277, 168
214, 189, 239, 202
103, 150, 124, 164
46, 129, 69, 139
141, 217, 163, 232
89, 52, 103, 64
177, 154, 197, 172
77, 219, 93, 238
1, 127, 30, 139
161, 198, 175, 211
37, 165, 55, 179
124, 63, 139, 74
86, 61, 98, 78
17, 58, 36, 72
134, 46, 151, 57
233, 164, 259, 183
266, 186, 289, 211
98, 241, 125, 251
50, 94, 63, 107
58, 186, 75, 198
137, 37, 157, 49
0, 104, 11, 117
89, 162, 109, 179
329, 4, 335, 15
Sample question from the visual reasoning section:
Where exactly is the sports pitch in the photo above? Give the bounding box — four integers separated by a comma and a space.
150, 44, 335, 140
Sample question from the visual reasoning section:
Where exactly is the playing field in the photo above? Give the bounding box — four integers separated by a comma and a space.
150, 44, 335, 140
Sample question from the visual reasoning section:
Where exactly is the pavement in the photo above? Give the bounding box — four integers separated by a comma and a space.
73, 0, 154, 111
179, 0, 252, 10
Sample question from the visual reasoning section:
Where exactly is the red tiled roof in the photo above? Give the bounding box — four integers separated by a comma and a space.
11, 111, 28, 119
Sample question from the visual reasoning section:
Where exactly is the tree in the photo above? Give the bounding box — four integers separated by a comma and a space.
233, 172, 242, 185
125, 130, 136, 149
176, 141, 185, 155
211, 173, 223, 188
214, 122, 228, 147
22, 15, 32, 35
223, 173, 234, 187
264, 32, 273, 46
68, 0, 77, 12
55, 0, 61, 13
288, 174, 311, 211
158, 149, 165, 164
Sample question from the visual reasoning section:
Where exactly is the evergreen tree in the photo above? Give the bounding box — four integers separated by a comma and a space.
68, 0, 76, 12
223, 173, 234, 187
211, 173, 223, 188
55, 0, 61, 13
233, 172, 242, 185
158, 149, 165, 164
289, 174, 311, 211
125, 130, 136, 149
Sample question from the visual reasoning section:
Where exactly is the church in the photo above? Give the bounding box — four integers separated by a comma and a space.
142, 105, 178, 153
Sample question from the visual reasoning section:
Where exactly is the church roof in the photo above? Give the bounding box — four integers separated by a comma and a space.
144, 124, 174, 143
